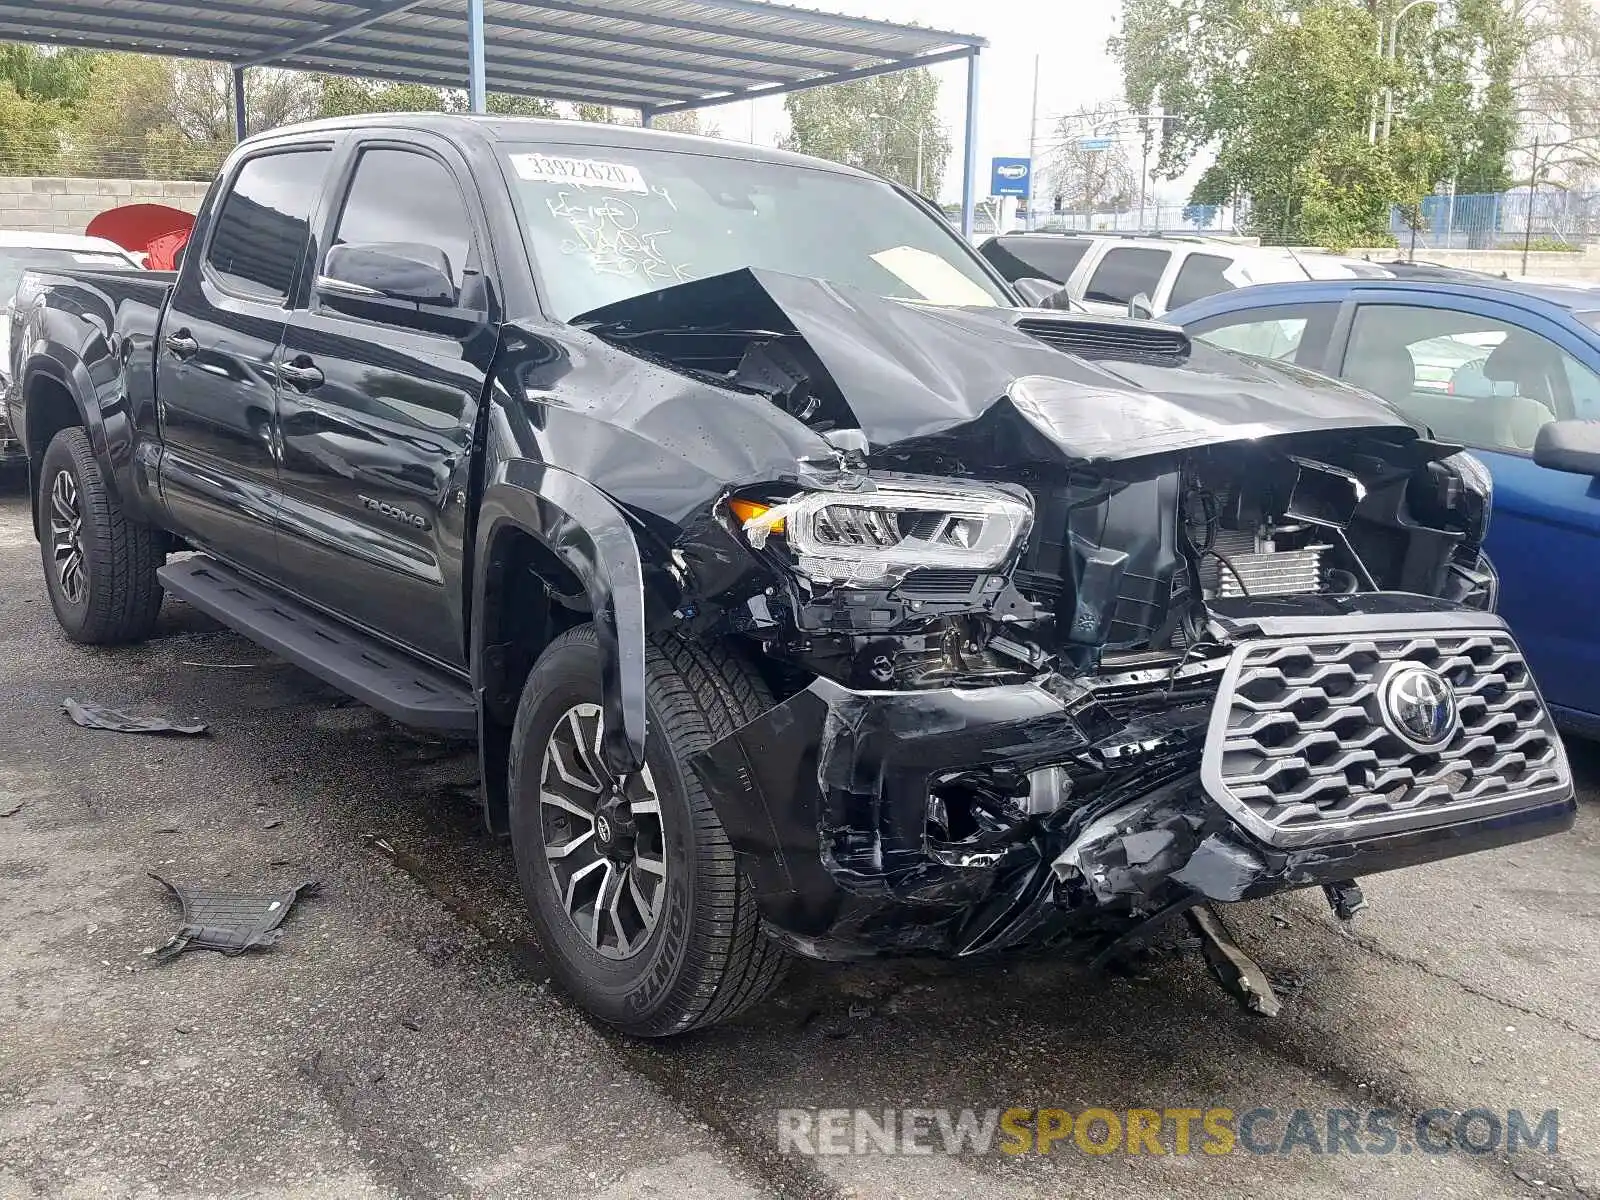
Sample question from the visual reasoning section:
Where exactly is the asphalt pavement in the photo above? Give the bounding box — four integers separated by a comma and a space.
1, 479, 1596, 1200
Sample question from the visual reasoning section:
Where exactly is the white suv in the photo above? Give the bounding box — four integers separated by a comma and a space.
979, 233, 1383, 317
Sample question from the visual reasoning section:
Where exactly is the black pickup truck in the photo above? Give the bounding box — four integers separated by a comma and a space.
6, 115, 1575, 1035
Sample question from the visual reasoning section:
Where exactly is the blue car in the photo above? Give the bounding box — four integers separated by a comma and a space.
1168, 277, 1600, 735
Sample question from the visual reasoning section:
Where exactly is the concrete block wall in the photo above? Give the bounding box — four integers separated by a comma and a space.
1348, 245, 1600, 282
0, 177, 211, 237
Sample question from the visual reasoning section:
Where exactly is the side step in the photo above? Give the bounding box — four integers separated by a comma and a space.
158, 556, 477, 733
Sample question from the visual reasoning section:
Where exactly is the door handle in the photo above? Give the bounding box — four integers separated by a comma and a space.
163, 330, 198, 358
277, 358, 324, 392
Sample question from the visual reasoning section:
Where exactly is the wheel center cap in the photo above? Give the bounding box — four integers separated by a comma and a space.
592, 796, 636, 861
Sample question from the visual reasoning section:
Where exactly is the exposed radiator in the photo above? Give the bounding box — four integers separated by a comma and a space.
1199, 528, 1326, 598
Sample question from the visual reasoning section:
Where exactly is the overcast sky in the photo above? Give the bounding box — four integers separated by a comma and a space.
705, 0, 1206, 205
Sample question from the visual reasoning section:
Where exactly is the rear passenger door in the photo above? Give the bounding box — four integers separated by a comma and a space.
273, 136, 497, 668
155, 144, 332, 576
1076, 245, 1170, 316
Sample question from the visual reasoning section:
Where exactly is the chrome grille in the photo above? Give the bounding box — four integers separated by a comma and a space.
1201, 619, 1570, 848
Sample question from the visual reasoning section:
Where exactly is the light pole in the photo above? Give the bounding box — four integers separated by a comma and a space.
1381, 0, 1443, 143
871, 111, 925, 196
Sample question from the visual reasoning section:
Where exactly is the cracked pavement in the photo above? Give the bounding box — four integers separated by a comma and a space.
0, 480, 1596, 1200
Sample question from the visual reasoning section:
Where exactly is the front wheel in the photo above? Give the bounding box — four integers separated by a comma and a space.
508, 626, 787, 1036
38, 427, 165, 644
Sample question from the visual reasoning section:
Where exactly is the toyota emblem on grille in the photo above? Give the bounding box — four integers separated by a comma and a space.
1378, 663, 1459, 752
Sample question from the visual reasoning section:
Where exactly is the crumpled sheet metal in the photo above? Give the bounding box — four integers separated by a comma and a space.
148, 873, 318, 961
63, 698, 209, 736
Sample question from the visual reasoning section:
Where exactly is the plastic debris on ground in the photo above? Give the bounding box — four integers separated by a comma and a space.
147, 873, 319, 960
62, 698, 210, 736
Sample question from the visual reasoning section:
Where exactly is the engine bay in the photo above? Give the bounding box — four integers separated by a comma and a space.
724, 433, 1495, 695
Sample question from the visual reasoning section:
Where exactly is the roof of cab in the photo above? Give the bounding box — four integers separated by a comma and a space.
251, 111, 875, 180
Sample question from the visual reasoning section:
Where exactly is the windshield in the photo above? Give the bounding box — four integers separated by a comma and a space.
1578, 310, 1600, 334
0, 247, 135, 298
499, 145, 1010, 320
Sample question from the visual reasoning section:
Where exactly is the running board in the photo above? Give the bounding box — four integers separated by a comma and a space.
158, 557, 476, 733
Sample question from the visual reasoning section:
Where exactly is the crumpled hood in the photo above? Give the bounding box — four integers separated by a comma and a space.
575, 267, 1417, 465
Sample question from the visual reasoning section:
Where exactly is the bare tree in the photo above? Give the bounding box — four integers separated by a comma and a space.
1039, 102, 1138, 221
1512, 0, 1600, 179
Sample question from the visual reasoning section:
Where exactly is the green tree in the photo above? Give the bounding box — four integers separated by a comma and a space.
317, 78, 559, 120
0, 45, 101, 106
317, 77, 450, 117
0, 45, 103, 174
0, 83, 69, 174
487, 92, 559, 118
781, 68, 949, 197
1112, 0, 1526, 244
60, 56, 321, 179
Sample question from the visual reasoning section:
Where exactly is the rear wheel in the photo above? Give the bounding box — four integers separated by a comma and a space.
38, 427, 164, 644
508, 625, 787, 1036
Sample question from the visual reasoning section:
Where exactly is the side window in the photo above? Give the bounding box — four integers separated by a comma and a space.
1343, 304, 1592, 453
1189, 303, 1337, 364
1167, 253, 1237, 311
1561, 354, 1600, 421
1083, 246, 1170, 306
328, 148, 474, 293
980, 236, 1091, 285
206, 149, 331, 301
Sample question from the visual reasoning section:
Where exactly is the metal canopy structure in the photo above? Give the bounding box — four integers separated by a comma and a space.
1, 0, 987, 233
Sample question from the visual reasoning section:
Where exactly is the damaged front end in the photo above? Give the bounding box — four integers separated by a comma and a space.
575, 268, 1576, 976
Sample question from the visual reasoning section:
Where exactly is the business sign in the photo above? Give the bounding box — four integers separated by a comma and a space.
989, 157, 1032, 198
1078, 136, 1114, 152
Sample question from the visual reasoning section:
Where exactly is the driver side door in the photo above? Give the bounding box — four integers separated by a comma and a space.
273, 135, 498, 669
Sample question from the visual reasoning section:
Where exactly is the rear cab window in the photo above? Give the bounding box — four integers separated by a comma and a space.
1083, 246, 1170, 307
1167, 253, 1237, 310
979, 236, 1091, 285
205, 148, 332, 302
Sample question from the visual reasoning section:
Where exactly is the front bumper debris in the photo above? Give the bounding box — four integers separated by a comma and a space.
690, 610, 1575, 961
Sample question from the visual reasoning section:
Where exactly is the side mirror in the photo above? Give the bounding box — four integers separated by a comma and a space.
1128, 293, 1155, 320
1532, 419, 1600, 476
1012, 276, 1065, 308
319, 241, 457, 308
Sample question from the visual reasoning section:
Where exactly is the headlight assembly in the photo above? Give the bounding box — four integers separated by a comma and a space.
731, 478, 1033, 588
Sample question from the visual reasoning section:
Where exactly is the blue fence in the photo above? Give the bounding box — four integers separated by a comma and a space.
1391, 189, 1600, 249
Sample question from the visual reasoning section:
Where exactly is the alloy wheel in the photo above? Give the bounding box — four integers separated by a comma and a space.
538, 703, 668, 960
49, 469, 86, 606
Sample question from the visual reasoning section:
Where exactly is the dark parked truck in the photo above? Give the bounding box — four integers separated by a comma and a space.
6, 116, 1575, 1034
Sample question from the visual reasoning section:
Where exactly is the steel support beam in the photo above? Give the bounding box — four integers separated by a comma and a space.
294, 39, 696, 105
329, 28, 705, 101
466, 0, 486, 112
639, 106, 654, 128
232, 65, 247, 142
961, 47, 980, 240
699, 0, 982, 46
408, 4, 824, 76
496, 0, 935, 58
242, 0, 433, 67
646, 46, 976, 116
293, 51, 668, 110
